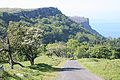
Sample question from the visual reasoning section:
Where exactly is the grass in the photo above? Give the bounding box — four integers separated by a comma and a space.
1, 55, 66, 80
78, 58, 120, 80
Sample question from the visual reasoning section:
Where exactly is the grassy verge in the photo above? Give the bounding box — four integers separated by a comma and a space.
2, 56, 66, 80
78, 58, 120, 80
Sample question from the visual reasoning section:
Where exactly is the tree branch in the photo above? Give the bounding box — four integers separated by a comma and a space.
0, 48, 4, 52
13, 62, 24, 67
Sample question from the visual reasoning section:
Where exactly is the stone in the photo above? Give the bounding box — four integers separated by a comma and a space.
16, 73, 24, 77
0, 65, 4, 71
0, 65, 4, 78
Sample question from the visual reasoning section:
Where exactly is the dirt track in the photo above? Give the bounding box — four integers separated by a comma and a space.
56, 60, 103, 80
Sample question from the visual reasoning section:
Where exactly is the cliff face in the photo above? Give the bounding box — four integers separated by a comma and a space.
0, 7, 103, 41
0, 8, 100, 36
69, 16, 101, 36
13, 7, 62, 18
0, 7, 62, 24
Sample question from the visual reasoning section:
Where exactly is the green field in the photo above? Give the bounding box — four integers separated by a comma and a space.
2, 56, 66, 80
78, 58, 120, 80
1, 57, 120, 80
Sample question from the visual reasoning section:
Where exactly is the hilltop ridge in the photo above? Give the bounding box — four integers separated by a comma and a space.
0, 7, 103, 43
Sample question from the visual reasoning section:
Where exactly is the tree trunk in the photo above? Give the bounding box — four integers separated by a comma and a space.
0, 36, 24, 69
8, 52, 14, 69
9, 60, 14, 69
28, 46, 35, 66
6, 36, 14, 69
30, 58, 34, 65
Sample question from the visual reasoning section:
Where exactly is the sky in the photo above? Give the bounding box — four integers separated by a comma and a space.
0, 0, 120, 38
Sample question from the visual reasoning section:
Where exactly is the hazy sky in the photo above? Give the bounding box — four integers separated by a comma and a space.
0, 0, 120, 37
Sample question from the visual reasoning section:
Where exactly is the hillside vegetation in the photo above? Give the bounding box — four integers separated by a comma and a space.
0, 7, 120, 80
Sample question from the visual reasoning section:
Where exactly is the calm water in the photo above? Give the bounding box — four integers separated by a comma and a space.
90, 23, 120, 38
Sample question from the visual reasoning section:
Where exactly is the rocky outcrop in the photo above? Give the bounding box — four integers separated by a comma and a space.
69, 16, 101, 36
0, 7, 62, 24
0, 7, 62, 18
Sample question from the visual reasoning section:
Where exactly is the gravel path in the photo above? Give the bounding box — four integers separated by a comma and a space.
56, 60, 103, 80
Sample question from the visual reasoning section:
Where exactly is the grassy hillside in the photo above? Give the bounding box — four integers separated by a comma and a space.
78, 58, 120, 80
2, 56, 66, 80
0, 7, 103, 43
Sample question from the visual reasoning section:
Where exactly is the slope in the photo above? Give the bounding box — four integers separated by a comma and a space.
0, 7, 103, 43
